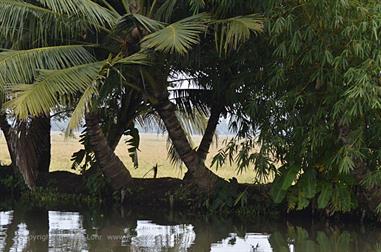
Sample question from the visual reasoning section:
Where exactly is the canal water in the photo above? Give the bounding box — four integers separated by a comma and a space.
0, 206, 379, 251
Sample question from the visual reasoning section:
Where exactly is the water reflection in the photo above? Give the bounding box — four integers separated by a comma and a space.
211, 233, 272, 252
48, 211, 87, 251
131, 220, 195, 251
0, 211, 12, 252
0, 207, 380, 252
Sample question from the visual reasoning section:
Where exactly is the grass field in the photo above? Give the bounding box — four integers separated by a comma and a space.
0, 133, 256, 183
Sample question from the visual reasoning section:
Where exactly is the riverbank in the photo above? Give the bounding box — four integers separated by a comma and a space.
0, 165, 376, 224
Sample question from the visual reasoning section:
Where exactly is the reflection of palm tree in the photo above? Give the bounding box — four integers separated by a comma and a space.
16, 208, 49, 252
2, 210, 18, 252
188, 217, 238, 252
131, 221, 195, 251
48, 211, 88, 251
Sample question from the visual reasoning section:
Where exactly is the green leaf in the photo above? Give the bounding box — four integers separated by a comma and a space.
125, 127, 140, 168
0, 45, 95, 89
35, 0, 118, 27
141, 13, 209, 55
318, 182, 333, 209
0, 0, 110, 43
300, 169, 317, 199
297, 192, 310, 210
213, 14, 264, 54
117, 14, 164, 33
281, 164, 300, 190
7, 61, 103, 119
271, 176, 287, 203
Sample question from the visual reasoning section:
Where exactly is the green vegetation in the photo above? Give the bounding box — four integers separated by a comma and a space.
0, 0, 381, 220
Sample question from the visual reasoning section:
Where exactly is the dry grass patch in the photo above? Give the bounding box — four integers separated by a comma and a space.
0, 133, 256, 183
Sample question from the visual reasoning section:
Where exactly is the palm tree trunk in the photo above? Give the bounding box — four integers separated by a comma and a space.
197, 106, 222, 162
12, 116, 51, 189
1, 114, 51, 189
85, 112, 132, 190
30, 116, 51, 186
154, 97, 226, 192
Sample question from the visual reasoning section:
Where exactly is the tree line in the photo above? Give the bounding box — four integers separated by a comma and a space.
1, 0, 381, 218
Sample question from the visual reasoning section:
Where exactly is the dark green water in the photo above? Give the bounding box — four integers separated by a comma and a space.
0, 206, 380, 252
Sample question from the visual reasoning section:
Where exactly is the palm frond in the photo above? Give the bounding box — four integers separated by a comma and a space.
166, 135, 183, 168
0, 45, 95, 87
0, 0, 55, 43
189, 0, 205, 14
66, 85, 98, 132
135, 112, 166, 133
0, 0, 113, 44
6, 61, 104, 118
214, 14, 264, 54
116, 14, 165, 33
170, 88, 211, 117
155, 0, 177, 22
116, 51, 152, 65
35, 0, 119, 27
141, 13, 209, 55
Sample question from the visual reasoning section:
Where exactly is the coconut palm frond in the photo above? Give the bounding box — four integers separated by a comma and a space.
0, 0, 56, 42
141, 13, 210, 55
214, 14, 264, 54
166, 135, 183, 168
0, 45, 95, 87
155, 0, 177, 22
116, 51, 152, 65
177, 109, 208, 135
189, 0, 205, 13
116, 14, 165, 33
0, 0, 115, 44
66, 85, 98, 132
170, 88, 212, 117
6, 61, 104, 118
35, 0, 119, 27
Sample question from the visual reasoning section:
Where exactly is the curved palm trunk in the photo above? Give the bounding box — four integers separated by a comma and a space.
154, 98, 226, 192
85, 113, 132, 190
197, 106, 222, 162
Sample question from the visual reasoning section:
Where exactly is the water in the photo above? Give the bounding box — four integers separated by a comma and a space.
0, 206, 380, 252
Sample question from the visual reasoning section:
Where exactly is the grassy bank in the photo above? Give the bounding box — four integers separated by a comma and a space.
0, 133, 256, 183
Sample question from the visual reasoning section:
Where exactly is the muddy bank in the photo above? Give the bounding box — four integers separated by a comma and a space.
0, 166, 373, 222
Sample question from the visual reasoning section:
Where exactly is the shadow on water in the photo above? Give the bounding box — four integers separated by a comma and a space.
0, 204, 381, 251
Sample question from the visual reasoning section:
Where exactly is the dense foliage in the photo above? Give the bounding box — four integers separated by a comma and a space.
1, 0, 381, 217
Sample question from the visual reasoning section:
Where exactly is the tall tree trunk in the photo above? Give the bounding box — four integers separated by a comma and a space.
1, 114, 51, 189
197, 106, 222, 162
154, 96, 226, 192
85, 112, 132, 190
13, 116, 51, 189
31, 116, 51, 186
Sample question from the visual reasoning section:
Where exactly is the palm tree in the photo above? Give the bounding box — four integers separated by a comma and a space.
0, 0, 263, 191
